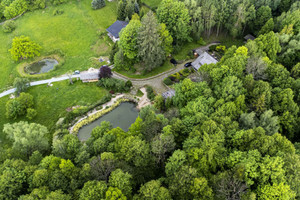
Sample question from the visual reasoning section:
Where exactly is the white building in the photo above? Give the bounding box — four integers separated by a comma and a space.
191, 51, 218, 71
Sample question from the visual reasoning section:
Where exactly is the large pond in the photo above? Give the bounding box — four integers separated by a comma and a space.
25, 59, 58, 74
77, 102, 139, 141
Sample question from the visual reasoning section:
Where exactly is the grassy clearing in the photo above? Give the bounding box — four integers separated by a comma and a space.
142, 0, 161, 9
173, 42, 203, 61
0, 80, 108, 141
115, 61, 173, 79
137, 89, 144, 97
0, 0, 117, 91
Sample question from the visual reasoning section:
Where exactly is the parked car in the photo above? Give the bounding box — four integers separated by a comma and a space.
74, 70, 80, 74
184, 62, 192, 67
170, 58, 178, 65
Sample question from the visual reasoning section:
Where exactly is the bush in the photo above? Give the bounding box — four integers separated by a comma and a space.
6, 93, 34, 119
51, 0, 67, 5
53, 9, 64, 16
26, 108, 37, 120
146, 86, 155, 101
163, 77, 173, 85
13, 77, 30, 96
91, 0, 105, 9
97, 78, 130, 93
209, 45, 217, 51
2, 20, 16, 33
9, 36, 41, 61
3, 0, 27, 19
99, 66, 112, 78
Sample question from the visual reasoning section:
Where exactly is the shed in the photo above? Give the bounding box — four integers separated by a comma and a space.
191, 52, 218, 71
244, 34, 256, 41
162, 89, 175, 99
106, 20, 128, 42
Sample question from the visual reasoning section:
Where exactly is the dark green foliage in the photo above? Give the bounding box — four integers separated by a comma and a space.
6, 93, 34, 119
13, 77, 30, 96
146, 86, 155, 101
53, 9, 64, 16
97, 78, 131, 92
91, 0, 106, 10
163, 77, 173, 85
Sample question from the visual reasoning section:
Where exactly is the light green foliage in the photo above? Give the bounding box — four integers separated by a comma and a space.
109, 169, 132, 197
173, 79, 212, 108
151, 133, 176, 164
119, 19, 141, 60
254, 31, 281, 61
105, 187, 127, 200
189, 177, 214, 200
257, 183, 296, 200
159, 23, 173, 56
135, 180, 172, 200
3, 121, 49, 157
138, 11, 165, 71
119, 136, 151, 167
165, 150, 187, 176
128, 116, 143, 136
2, 20, 16, 33
157, 0, 191, 44
46, 190, 72, 200
9, 35, 41, 61
26, 108, 37, 120
153, 94, 164, 111
80, 180, 107, 200
3, 0, 27, 19
291, 63, 300, 78
259, 18, 274, 35
214, 76, 246, 102
59, 159, 75, 178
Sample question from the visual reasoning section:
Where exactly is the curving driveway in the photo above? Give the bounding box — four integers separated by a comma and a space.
0, 43, 219, 98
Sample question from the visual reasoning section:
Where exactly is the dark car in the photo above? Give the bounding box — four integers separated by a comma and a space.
184, 62, 192, 67
170, 58, 178, 65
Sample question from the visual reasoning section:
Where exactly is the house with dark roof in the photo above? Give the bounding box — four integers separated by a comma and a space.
191, 51, 218, 71
244, 34, 256, 41
106, 20, 128, 42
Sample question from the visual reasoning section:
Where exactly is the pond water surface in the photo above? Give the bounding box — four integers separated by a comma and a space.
25, 59, 58, 74
77, 102, 139, 141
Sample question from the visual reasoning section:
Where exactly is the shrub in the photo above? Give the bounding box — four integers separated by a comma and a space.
163, 77, 173, 85
209, 45, 217, 51
13, 77, 30, 96
3, 0, 27, 19
146, 86, 155, 101
53, 9, 64, 16
6, 93, 34, 119
99, 66, 112, 78
2, 20, 16, 33
125, 80, 132, 88
26, 108, 37, 120
97, 78, 130, 93
51, 0, 67, 5
91, 0, 105, 10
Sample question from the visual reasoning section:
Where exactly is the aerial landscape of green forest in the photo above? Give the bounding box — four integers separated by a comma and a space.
0, 0, 300, 199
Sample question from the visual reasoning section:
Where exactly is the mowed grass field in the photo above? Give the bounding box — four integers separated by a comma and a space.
0, 0, 117, 90
0, 0, 114, 143
0, 80, 108, 143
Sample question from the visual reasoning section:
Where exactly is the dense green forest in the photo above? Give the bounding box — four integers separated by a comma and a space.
0, 0, 300, 199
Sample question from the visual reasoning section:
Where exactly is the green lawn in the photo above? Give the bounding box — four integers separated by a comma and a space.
0, 81, 108, 142
0, 0, 117, 91
141, 0, 161, 9
114, 61, 174, 79
173, 42, 204, 61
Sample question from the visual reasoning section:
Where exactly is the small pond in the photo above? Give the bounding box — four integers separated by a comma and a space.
25, 59, 58, 74
77, 102, 139, 141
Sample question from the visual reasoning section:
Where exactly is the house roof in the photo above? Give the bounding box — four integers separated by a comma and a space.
80, 72, 99, 80
244, 34, 256, 41
192, 52, 218, 71
162, 89, 175, 99
106, 20, 128, 38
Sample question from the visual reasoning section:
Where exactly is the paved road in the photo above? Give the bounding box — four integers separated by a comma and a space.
0, 75, 80, 98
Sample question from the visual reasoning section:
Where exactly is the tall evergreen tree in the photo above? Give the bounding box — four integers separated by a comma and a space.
137, 11, 165, 71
